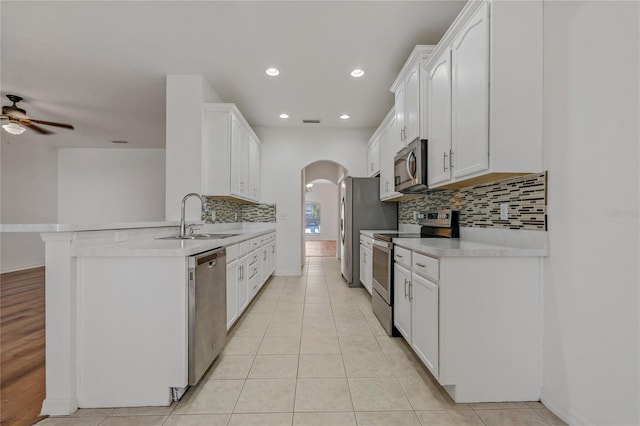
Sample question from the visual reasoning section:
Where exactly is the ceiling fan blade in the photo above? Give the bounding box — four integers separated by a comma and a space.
22, 121, 54, 135
24, 118, 74, 130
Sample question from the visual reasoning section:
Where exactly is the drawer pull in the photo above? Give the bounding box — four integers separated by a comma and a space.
396, 255, 403, 258
415, 262, 426, 268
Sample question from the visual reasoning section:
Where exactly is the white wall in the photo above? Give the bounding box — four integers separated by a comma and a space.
257, 127, 372, 275
165, 75, 222, 221
541, 2, 639, 425
304, 182, 338, 242
58, 148, 166, 223
1, 140, 59, 273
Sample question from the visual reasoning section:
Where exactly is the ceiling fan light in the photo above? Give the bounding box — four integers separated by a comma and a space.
2, 122, 26, 135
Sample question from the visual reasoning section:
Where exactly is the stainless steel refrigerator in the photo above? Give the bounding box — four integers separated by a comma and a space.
339, 176, 397, 287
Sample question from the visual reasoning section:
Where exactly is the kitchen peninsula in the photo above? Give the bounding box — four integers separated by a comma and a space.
0, 222, 276, 415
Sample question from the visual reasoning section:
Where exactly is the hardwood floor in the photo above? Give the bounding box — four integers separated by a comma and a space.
1, 267, 47, 426
305, 240, 337, 257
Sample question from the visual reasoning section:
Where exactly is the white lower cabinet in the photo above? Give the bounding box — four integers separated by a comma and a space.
226, 259, 238, 329
410, 272, 439, 377
393, 263, 411, 340
359, 244, 372, 294
224, 232, 277, 331
236, 256, 249, 316
392, 245, 542, 403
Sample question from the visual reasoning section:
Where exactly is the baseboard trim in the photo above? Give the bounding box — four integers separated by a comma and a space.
541, 388, 590, 426
41, 398, 78, 416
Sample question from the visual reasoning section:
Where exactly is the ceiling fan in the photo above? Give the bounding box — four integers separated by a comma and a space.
0, 94, 74, 135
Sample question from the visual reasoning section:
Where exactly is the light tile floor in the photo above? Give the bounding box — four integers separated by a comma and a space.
37, 258, 567, 426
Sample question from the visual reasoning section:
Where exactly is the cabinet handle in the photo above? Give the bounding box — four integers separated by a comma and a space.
409, 281, 413, 300
385, 182, 389, 191
400, 128, 405, 141
370, 162, 373, 172
416, 262, 426, 268
450, 150, 454, 169
443, 152, 448, 172
404, 278, 408, 298
396, 254, 403, 258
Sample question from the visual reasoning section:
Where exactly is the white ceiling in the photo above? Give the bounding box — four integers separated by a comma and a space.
1, 1, 465, 148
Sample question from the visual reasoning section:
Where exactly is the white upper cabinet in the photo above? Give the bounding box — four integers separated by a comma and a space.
426, 49, 452, 187
451, 3, 489, 180
424, 0, 543, 189
390, 46, 435, 147
366, 137, 380, 177
378, 108, 404, 201
248, 136, 261, 201
204, 104, 261, 203
404, 64, 421, 144
394, 83, 406, 145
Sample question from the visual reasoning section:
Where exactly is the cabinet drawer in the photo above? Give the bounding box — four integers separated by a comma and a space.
226, 244, 239, 262
239, 240, 251, 257
412, 252, 439, 281
394, 246, 412, 269
249, 252, 259, 265
250, 238, 260, 250
250, 264, 259, 278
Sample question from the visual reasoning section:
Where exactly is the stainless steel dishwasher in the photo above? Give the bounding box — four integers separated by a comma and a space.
188, 247, 227, 385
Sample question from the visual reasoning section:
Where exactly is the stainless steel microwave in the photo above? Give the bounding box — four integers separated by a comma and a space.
394, 139, 428, 193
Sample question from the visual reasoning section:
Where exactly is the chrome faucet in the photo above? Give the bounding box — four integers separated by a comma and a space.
180, 193, 208, 238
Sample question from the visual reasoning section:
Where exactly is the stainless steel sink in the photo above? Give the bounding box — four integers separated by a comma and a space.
157, 233, 240, 240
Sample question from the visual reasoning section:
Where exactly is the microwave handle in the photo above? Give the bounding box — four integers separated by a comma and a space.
406, 151, 416, 180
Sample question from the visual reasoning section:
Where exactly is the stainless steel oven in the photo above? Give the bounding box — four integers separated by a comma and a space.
372, 239, 392, 304
371, 238, 394, 335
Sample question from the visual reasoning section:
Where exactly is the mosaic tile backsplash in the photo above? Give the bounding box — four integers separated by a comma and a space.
398, 173, 547, 230
202, 197, 276, 223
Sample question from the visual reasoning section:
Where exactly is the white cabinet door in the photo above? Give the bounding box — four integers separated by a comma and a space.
259, 246, 268, 287
404, 64, 420, 144
237, 257, 249, 314
226, 260, 238, 330
395, 85, 406, 146
427, 49, 453, 187
267, 241, 276, 276
411, 273, 439, 378
230, 117, 249, 198
394, 263, 412, 341
248, 137, 261, 202
359, 244, 367, 287
379, 116, 404, 201
367, 138, 380, 177
359, 246, 372, 295
451, 2, 489, 180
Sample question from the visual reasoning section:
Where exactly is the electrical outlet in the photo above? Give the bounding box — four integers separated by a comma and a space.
234, 212, 238, 221
500, 203, 509, 220
115, 231, 128, 242
211, 211, 216, 221
413, 211, 418, 220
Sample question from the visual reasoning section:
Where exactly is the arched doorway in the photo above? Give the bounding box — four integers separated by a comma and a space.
300, 160, 347, 263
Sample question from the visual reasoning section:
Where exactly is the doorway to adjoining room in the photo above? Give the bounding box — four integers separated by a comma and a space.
304, 179, 338, 257
300, 160, 347, 260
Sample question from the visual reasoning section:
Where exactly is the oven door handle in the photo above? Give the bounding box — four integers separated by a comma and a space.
372, 239, 391, 250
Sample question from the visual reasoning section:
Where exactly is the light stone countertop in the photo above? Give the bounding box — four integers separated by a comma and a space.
73, 227, 275, 257
0, 221, 179, 233
359, 229, 399, 237
392, 237, 549, 257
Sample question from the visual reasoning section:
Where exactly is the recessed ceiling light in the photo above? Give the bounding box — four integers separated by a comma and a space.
265, 67, 280, 76
350, 69, 365, 78
339, 114, 350, 120
279, 113, 289, 119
